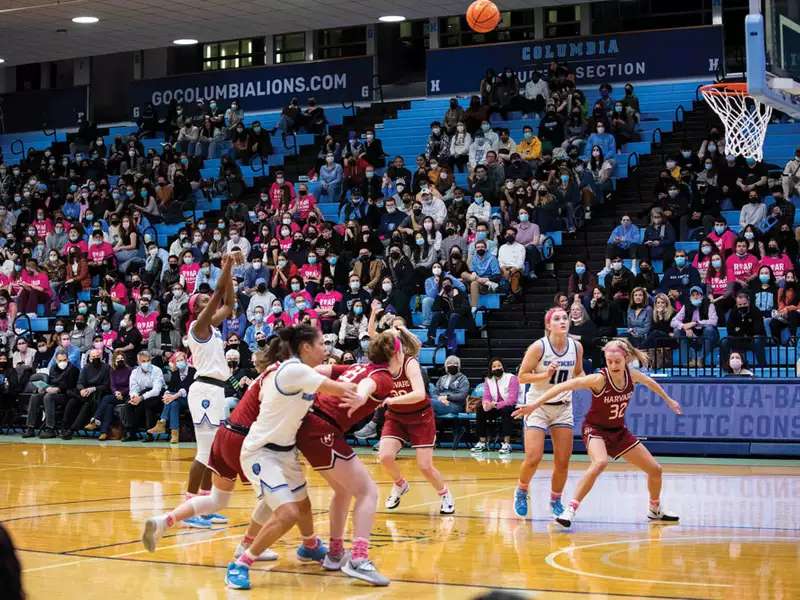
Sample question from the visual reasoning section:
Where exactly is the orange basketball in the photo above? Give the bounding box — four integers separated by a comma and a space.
466, 0, 501, 34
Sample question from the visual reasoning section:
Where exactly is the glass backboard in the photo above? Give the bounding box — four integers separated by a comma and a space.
746, 0, 800, 118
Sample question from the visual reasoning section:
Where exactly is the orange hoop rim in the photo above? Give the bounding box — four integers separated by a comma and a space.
700, 82, 750, 97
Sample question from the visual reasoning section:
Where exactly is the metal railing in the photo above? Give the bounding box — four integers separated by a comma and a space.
10, 139, 24, 161
627, 151, 642, 202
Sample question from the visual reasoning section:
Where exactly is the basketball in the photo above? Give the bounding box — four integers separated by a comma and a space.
466, 0, 501, 33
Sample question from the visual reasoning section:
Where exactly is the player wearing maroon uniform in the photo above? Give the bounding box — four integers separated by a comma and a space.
376, 326, 455, 515
142, 346, 322, 565
297, 331, 412, 586
513, 338, 682, 528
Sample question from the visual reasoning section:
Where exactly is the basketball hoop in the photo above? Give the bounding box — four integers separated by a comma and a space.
700, 82, 772, 161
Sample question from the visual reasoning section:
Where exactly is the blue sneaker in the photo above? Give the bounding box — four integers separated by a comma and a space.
513, 487, 529, 518
184, 515, 212, 529
225, 561, 250, 590
296, 538, 328, 563
203, 513, 228, 524
551, 498, 565, 517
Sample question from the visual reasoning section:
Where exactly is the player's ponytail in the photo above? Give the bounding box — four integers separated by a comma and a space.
603, 338, 649, 368
278, 324, 320, 357
392, 324, 421, 359
264, 333, 290, 365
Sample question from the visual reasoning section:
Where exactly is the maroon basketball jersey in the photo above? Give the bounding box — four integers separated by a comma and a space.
585, 367, 635, 428
388, 356, 430, 413
314, 363, 394, 430
228, 370, 270, 429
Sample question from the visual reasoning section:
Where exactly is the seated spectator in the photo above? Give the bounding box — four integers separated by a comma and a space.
726, 238, 760, 286
462, 238, 500, 316
660, 249, 702, 306
781, 146, 800, 198
670, 285, 719, 367
471, 358, 518, 455
603, 257, 635, 311
361, 129, 386, 168
748, 265, 779, 340
521, 71, 549, 118
609, 100, 638, 147
589, 286, 623, 340
605, 215, 639, 272
724, 351, 754, 377
567, 260, 596, 307
708, 218, 738, 257
22, 348, 79, 439
147, 352, 194, 444
721, 292, 766, 366
17, 259, 51, 317
426, 275, 471, 351
319, 153, 343, 204
432, 355, 469, 416
120, 350, 165, 442
646, 293, 676, 366
516, 125, 542, 163
300, 98, 327, 134
773, 270, 799, 343
639, 208, 675, 267
760, 237, 794, 284
633, 259, 659, 294
60, 346, 110, 439
625, 287, 652, 349
740, 190, 767, 228
498, 226, 525, 303
582, 122, 616, 163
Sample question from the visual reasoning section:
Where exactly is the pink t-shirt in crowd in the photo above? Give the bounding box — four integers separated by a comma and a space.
760, 254, 793, 280
292, 194, 316, 220
21, 270, 50, 297
88, 241, 115, 263
136, 311, 159, 340
110, 282, 128, 304
314, 290, 342, 317
299, 263, 322, 282
725, 253, 759, 282
706, 274, 729, 296
102, 330, 118, 348
63, 240, 88, 256
180, 263, 201, 293
33, 218, 54, 238
692, 254, 712, 280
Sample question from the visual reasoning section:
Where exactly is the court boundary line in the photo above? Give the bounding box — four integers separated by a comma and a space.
544, 535, 800, 588
16, 548, 713, 600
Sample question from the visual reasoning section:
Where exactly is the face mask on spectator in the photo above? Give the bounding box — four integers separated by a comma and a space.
611, 261, 623, 271
711, 259, 722, 269
295, 301, 306, 311
701, 245, 712, 255
714, 225, 725, 235
307, 256, 317, 264
57, 360, 68, 370
360, 339, 370, 351
744, 231, 754, 241
729, 357, 742, 371
350, 281, 360, 291
759, 273, 770, 284
291, 282, 301, 292
382, 282, 392, 293
575, 265, 586, 275
691, 297, 702, 307
491, 368, 503, 378
674, 256, 686, 267
476, 247, 486, 257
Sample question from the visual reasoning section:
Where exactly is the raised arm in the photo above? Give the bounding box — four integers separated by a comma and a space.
512, 373, 604, 418
630, 368, 682, 414
193, 253, 235, 339
211, 255, 237, 326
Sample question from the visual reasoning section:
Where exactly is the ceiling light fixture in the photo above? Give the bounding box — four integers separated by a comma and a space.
0, 58, 5, 64
378, 15, 406, 23
72, 16, 99, 24
173, 39, 199, 46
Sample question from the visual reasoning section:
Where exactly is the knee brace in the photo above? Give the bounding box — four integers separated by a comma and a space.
189, 487, 233, 517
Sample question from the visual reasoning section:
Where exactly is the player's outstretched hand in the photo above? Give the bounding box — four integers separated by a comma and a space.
511, 404, 535, 419
666, 397, 682, 415
341, 395, 368, 418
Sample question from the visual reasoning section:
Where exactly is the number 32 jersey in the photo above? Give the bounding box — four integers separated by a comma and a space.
525, 336, 579, 406
585, 367, 635, 428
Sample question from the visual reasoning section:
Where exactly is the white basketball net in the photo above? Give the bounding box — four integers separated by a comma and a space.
701, 87, 772, 161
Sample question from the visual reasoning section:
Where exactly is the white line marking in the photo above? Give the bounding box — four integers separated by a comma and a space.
544, 535, 799, 588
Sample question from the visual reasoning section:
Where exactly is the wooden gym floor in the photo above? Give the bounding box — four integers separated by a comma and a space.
1, 439, 798, 599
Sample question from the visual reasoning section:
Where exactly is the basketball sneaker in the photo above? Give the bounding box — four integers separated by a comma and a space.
341, 557, 390, 586
513, 488, 529, 518
555, 505, 575, 528
183, 515, 212, 529
296, 538, 328, 563
323, 550, 349, 571
203, 513, 228, 524
385, 481, 409, 509
470, 441, 487, 453
550, 498, 565, 517
353, 421, 378, 440
225, 562, 251, 590
647, 505, 679, 522
141, 516, 167, 552
439, 489, 455, 514
234, 543, 277, 561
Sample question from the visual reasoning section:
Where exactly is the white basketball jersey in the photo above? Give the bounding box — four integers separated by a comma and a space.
525, 336, 578, 405
242, 358, 325, 453
187, 321, 229, 381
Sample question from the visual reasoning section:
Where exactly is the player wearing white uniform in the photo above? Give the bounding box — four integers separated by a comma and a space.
179, 252, 238, 528
513, 307, 584, 519
226, 325, 359, 591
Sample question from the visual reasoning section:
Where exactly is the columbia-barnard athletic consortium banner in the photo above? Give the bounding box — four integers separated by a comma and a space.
569, 378, 800, 441
129, 56, 373, 114
426, 26, 724, 95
